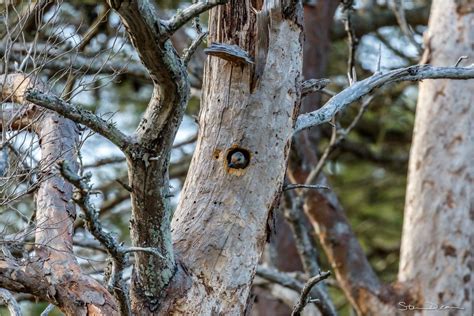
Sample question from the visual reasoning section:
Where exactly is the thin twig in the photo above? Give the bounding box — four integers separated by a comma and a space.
305, 95, 374, 185
341, 0, 358, 85
389, 0, 422, 54
283, 184, 330, 191
183, 32, 208, 66
454, 56, 468, 67
291, 271, 332, 316
256, 266, 335, 316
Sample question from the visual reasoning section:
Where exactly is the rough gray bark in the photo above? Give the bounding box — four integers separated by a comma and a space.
167, 1, 304, 314
104, 1, 193, 310
2, 1, 474, 315
398, 0, 473, 314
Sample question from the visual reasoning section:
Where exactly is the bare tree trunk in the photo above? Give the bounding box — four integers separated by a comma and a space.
165, 1, 304, 314
252, 2, 338, 315
398, 0, 473, 313
0, 75, 118, 315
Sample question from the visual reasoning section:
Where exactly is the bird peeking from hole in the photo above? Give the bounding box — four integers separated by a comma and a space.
228, 151, 248, 169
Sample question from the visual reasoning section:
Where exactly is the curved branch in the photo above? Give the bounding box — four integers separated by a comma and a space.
292, 271, 331, 316
256, 267, 333, 316
165, 0, 228, 37
24, 89, 132, 152
295, 65, 474, 133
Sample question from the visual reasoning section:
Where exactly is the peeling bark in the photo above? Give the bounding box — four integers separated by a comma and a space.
166, 1, 304, 314
398, 0, 473, 314
0, 74, 118, 315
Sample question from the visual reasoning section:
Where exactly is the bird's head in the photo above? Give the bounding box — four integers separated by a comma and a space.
228, 151, 247, 169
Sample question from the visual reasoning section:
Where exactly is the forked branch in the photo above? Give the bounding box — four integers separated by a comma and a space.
295, 64, 474, 133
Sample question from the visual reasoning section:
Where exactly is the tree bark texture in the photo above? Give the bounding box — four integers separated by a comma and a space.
0, 74, 118, 315
165, 1, 304, 314
398, 0, 474, 314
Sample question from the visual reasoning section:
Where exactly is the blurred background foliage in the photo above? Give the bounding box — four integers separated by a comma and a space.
0, 0, 432, 314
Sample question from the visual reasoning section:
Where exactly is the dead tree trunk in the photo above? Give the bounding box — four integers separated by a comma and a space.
398, 0, 473, 313
166, 1, 304, 314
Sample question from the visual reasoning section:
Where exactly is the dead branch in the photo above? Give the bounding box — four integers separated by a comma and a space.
165, 1, 229, 37
283, 184, 329, 191
24, 89, 132, 152
0, 73, 118, 314
389, 0, 422, 54
295, 64, 474, 133
331, 5, 430, 40
256, 266, 334, 316
291, 271, 331, 316
59, 160, 130, 315
103, 0, 229, 302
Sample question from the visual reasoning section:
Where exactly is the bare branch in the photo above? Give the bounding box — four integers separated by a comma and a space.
183, 32, 208, 66
256, 266, 305, 293
0, 288, 22, 316
301, 79, 331, 98
305, 95, 374, 185
0, 259, 51, 301
84, 156, 126, 169
24, 89, 132, 152
282, 191, 337, 316
283, 184, 329, 191
292, 271, 331, 316
256, 266, 334, 316
165, 1, 228, 36
341, 0, 359, 85
295, 65, 474, 133
105, 0, 193, 300
59, 160, 130, 316
389, 0, 422, 54
375, 30, 416, 64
